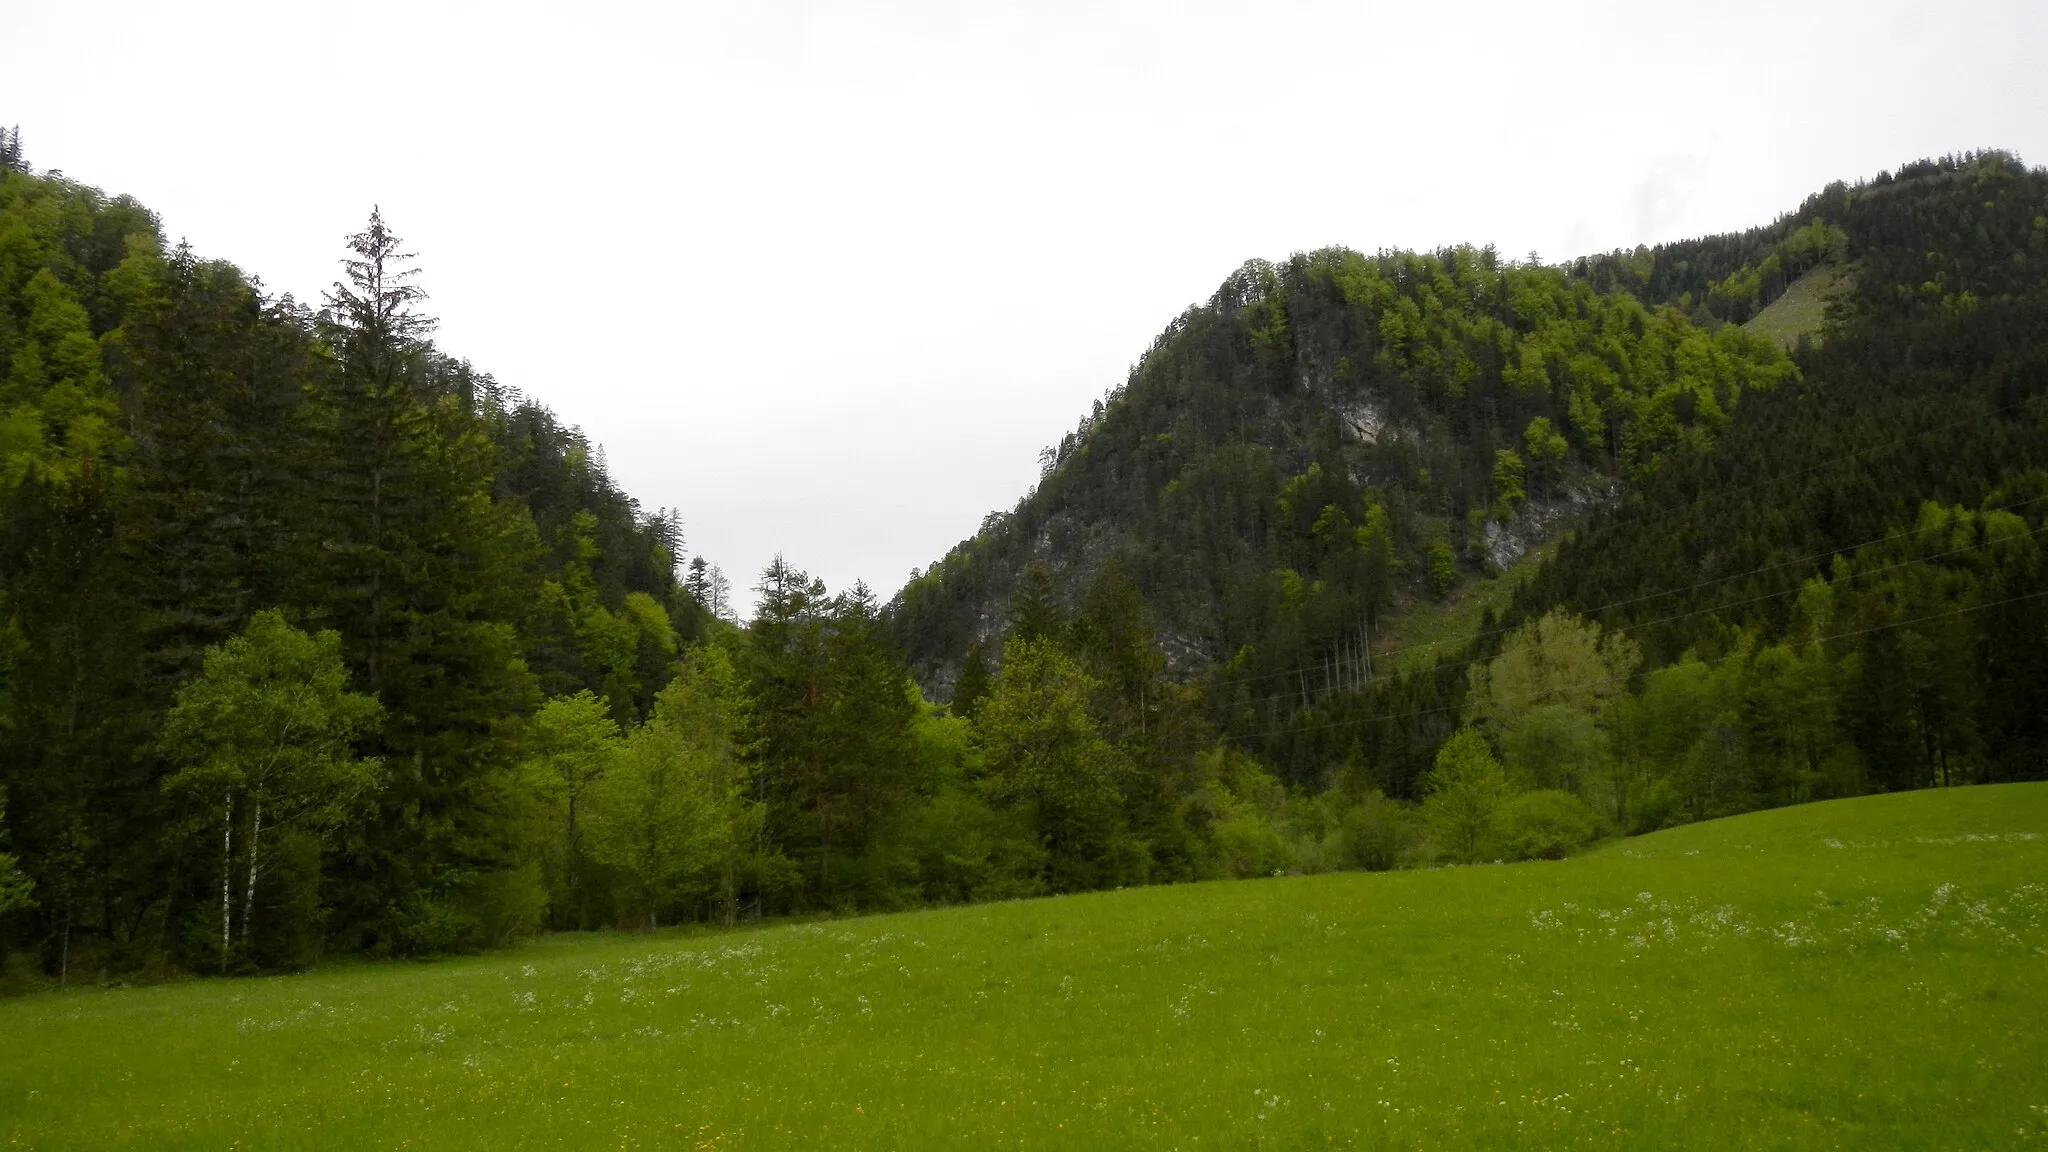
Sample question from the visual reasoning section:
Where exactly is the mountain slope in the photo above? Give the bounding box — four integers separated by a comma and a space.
896, 150, 2048, 796
894, 247, 1794, 703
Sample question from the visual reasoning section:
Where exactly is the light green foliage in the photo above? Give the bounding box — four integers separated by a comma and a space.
584, 713, 714, 930
1491, 447, 1526, 517
156, 611, 383, 966
1335, 790, 1412, 871
1523, 415, 1568, 494
1330, 247, 1795, 475
7, 786, 2045, 1147
1634, 645, 1753, 818
1426, 528, 1457, 597
157, 611, 385, 824
977, 637, 1128, 892
1706, 220, 1849, 323
1499, 702, 1610, 796
1466, 608, 1640, 733
1498, 789, 1600, 859
1186, 746, 1292, 879
585, 648, 763, 928
1274, 566, 1305, 611
0, 268, 125, 487
1423, 727, 1509, 862
901, 689, 1040, 903
519, 691, 622, 928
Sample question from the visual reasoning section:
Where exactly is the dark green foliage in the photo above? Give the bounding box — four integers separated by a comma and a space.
950, 641, 990, 720
894, 239, 1792, 788
1005, 563, 1064, 644
7, 134, 2048, 983
0, 155, 687, 977
1510, 151, 2048, 803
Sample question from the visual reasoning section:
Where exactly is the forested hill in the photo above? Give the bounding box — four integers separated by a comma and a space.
1503, 151, 2048, 787
892, 150, 2048, 795
889, 196, 1805, 704
0, 136, 716, 968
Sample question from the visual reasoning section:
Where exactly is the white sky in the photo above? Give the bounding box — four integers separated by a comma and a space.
7, 0, 2046, 615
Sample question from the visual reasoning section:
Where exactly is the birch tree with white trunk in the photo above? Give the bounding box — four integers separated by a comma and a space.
158, 610, 383, 971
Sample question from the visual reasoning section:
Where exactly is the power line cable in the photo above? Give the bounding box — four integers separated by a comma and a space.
1217, 508, 2048, 719
1224, 585, 2048, 745
1196, 400, 2044, 696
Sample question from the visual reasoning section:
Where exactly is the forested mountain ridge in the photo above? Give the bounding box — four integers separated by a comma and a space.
892, 150, 2048, 802
888, 198, 1808, 708
1497, 150, 2048, 798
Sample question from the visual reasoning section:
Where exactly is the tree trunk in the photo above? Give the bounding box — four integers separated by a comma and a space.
564, 793, 580, 930
220, 793, 233, 974
242, 797, 262, 946
369, 461, 383, 690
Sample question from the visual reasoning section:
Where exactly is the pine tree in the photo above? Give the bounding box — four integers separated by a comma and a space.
951, 641, 990, 720
1006, 563, 1063, 644
316, 208, 436, 691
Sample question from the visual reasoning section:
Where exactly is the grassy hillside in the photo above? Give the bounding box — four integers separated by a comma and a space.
4, 784, 2043, 1148
1743, 263, 1853, 347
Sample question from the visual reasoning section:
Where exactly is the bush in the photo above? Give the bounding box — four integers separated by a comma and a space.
1499, 790, 1599, 860
1631, 776, 1686, 835
388, 889, 475, 957
1208, 811, 1291, 878
1338, 792, 1410, 871
452, 864, 550, 948
901, 787, 1045, 904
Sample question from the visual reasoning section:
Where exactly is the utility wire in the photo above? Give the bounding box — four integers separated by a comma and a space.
1224, 585, 2048, 745
1217, 509, 2048, 720
1196, 398, 2044, 696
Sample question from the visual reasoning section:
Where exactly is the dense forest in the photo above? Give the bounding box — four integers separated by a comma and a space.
0, 134, 715, 976
897, 151, 2048, 796
3, 129, 2044, 984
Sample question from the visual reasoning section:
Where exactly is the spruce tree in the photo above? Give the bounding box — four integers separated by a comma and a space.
951, 641, 990, 719
1006, 563, 1063, 644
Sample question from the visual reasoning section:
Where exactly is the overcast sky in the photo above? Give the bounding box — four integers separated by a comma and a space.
7, 0, 2046, 614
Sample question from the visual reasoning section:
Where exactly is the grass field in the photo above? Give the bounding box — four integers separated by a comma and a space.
1745, 263, 1854, 348
3, 784, 2044, 1149
1374, 543, 1552, 675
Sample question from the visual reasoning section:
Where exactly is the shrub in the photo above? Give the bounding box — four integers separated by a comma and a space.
452, 864, 551, 948
1631, 776, 1687, 835
1210, 812, 1291, 879
389, 889, 474, 957
1499, 790, 1599, 860
1338, 792, 1410, 871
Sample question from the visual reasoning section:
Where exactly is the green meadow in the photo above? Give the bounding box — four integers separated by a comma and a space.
4, 784, 2045, 1149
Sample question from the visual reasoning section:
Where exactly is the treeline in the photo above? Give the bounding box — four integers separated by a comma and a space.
0, 144, 725, 979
